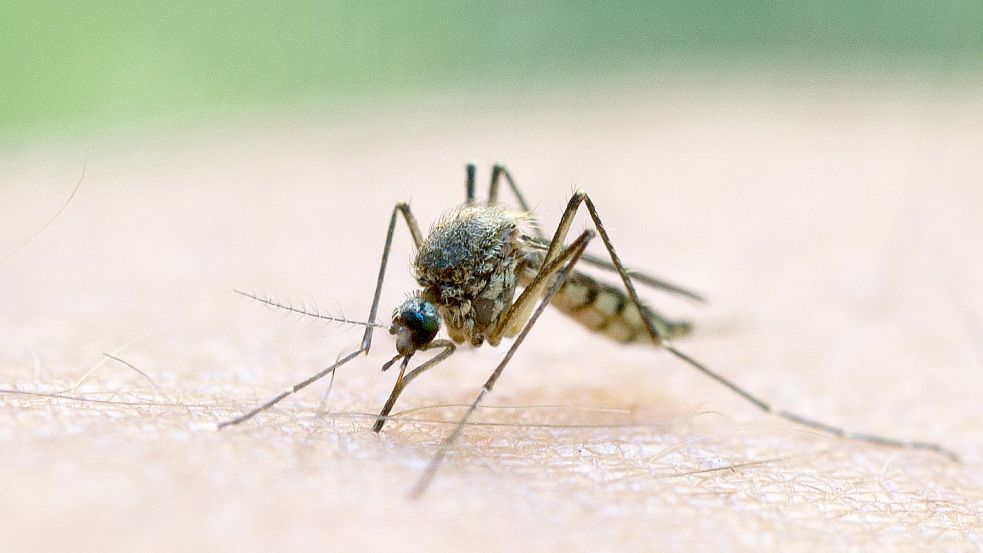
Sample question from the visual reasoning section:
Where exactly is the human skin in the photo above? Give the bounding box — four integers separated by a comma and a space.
1, 77, 981, 552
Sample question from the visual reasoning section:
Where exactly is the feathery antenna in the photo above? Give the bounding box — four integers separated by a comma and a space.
234, 289, 387, 329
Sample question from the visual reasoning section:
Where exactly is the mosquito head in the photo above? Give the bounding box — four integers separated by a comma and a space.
390, 296, 441, 356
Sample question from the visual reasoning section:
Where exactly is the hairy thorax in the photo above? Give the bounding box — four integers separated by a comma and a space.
414, 205, 532, 347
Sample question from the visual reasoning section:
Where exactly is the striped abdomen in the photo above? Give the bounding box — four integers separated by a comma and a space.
525, 268, 692, 344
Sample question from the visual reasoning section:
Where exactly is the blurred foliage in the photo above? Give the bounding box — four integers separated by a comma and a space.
2, 2, 982, 138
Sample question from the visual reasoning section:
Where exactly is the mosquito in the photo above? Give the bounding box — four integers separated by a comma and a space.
221, 164, 959, 497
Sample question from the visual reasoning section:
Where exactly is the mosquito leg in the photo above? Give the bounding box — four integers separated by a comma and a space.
526, 237, 706, 303
776, 409, 959, 461
465, 163, 477, 204
372, 339, 456, 432
218, 348, 363, 428
487, 164, 546, 240
361, 202, 423, 352
221, 202, 423, 428
410, 229, 594, 497
488, 164, 534, 213
561, 191, 959, 461
463, 163, 545, 239
487, 189, 592, 342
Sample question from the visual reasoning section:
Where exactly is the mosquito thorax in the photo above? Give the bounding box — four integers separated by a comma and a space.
390, 296, 441, 356
413, 205, 531, 347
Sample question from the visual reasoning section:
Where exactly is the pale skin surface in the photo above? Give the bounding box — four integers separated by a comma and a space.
1, 76, 982, 552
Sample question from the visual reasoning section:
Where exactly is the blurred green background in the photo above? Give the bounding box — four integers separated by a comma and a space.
2, 2, 982, 141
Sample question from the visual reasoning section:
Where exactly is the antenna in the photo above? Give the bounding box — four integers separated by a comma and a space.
233, 289, 388, 329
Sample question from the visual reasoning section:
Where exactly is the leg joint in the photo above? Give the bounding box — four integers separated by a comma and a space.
568, 191, 587, 207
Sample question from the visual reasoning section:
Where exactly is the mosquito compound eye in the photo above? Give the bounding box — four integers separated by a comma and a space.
401, 298, 440, 345
392, 297, 441, 356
